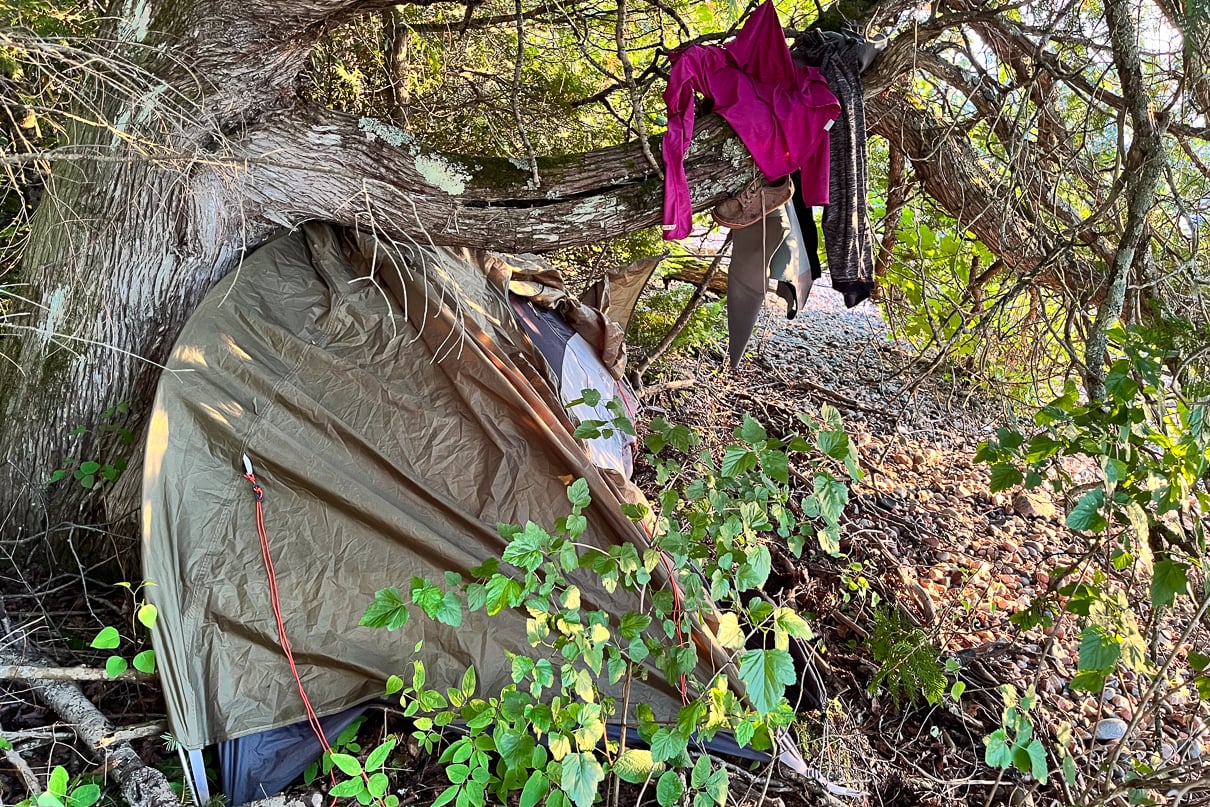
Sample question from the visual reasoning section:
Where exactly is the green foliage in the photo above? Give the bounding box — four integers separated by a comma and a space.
87, 580, 158, 678
47, 402, 133, 490
13, 765, 101, 807
361, 408, 857, 807
868, 608, 946, 707
983, 685, 1057, 785
627, 285, 726, 360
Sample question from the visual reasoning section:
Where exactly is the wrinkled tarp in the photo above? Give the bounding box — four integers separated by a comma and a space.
142, 224, 744, 751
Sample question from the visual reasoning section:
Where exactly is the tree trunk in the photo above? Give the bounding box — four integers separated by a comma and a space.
0, 0, 754, 553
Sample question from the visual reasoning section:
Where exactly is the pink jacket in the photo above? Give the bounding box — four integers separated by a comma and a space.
661, 2, 840, 240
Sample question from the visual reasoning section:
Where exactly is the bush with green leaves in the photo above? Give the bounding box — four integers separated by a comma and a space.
626, 285, 726, 359
8, 764, 101, 807
357, 408, 859, 807
975, 324, 1209, 795
867, 608, 946, 707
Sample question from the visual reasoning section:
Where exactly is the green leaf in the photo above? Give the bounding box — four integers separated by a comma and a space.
759, 448, 789, 484
48, 766, 69, 798
620, 502, 649, 521
105, 655, 128, 678
485, 574, 524, 616
66, 784, 101, 807
950, 680, 966, 701
738, 648, 795, 715
519, 771, 549, 807
1105, 361, 1138, 402
327, 778, 364, 798
774, 608, 813, 640
1066, 489, 1108, 533
734, 719, 755, 748
703, 769, 728, 806
132, 649, 156, 674
567, 478, 591, 509
580, 389, 602, 406
656, 771, 683, 807
691, 755, 711, 788
1151, 560, 1189, 607
136, 604, 158, 629
813, 475, 848, 524
988, 464, 1023, 493
366, 738, 396, 771
1078, 625, 1121, 672
817, 430, 849, 459
1189, 651, 1210, 672
1025, 738, 1048, 784
713, 612, 746, 650
385, 674, 404, 695
721, 447, 756, 478
984, 729, 1013, 768
649, 728, 686, 763
367, 772, 389, 798
739, 415, 766, 446
613, 749, 657, 784
330, 752, 363, 777
560, 753, 605, 807
1024, 435, 1063, 463
361, 587, 410, 630
619, 611, 651, 641
503, 522, 549, 572
90, 626, 120, 650
735, 545, 771, 591
435, 591, 464, 627
79, 460, 101, 475
49, 469, 66, 483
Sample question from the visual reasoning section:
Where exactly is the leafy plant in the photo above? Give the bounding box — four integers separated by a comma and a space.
983, 684, 1054, 785
627, 285, 725, 359
359, 409, 857, 807
87, 580, 158, 678
867, 608, 945, 707
48, 402, 133, 489
13, 765, 101, 807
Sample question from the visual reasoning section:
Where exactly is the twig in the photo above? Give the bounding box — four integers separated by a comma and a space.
512, 0, 540, 188
615, 0, 662, 178
0, 718, 42, 797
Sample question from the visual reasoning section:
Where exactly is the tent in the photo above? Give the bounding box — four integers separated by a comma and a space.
142, 224, 819, 803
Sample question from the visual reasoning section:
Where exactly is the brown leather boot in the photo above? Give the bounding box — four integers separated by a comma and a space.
711, 175, 794, 229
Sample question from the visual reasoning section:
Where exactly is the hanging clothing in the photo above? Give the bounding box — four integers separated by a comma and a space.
661, 1, 840, 240
792, 30, 880, 307
725, 202, 812, 367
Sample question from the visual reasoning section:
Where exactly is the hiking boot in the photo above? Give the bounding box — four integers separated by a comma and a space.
711, 175, 794, 229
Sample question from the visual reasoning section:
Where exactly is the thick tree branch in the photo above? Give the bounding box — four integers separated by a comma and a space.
231, 105, 753, 251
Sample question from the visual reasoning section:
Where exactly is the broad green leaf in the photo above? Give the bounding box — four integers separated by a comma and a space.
91, 626, 120, 649
503, 522, 549, 572
385, 674, 404, 695
649, 728, 686, 763
66, 784, 101, 807
619, 611, 651, 641
950, 680, 966, 701
713, 612, 745, 650
703, 769, 728, 806
1067, 489, 1108, 533
691, 755, 711, 788
734, 719, 756, 748
361, 587, 410, 630
1151, 559, 1189, 607
817, 430, 849, 460
136, 604, 158, 629
567, 479, 591, 509
738, 648, 795, 715
774, 608, 813, 640
1025, 738, 1048, 784
656, 771, 683, 807
721, 447, 756, 478
366, 738, 396, 771
367, 772, 389, 798
1188, 651, 1210, 672
485, 574, 524, 616
132, 649, 155, 674
739, 415, 766, 445
560, 753, 604, 807
814, 475, 848, 523
988, 463, 1023, 493
1024, 435, 1063, 463
1078, 625, 1120, 671
328, 778, 364, 798
984, 729, 1012, 768
330, 752, 362, 777
105, 655, 128, 678
48, 766, 69, 798
735, 545, 771, 591
613, 749, 658, 784
519, 771, 549, 807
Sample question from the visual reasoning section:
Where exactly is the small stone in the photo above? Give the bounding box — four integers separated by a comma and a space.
1013, 491, 1057, 519
1095, 718, 1129, 742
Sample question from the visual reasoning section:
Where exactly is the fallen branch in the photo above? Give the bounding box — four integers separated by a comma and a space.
0, 664, 154, 682
0, 718, 42, 797
0, 630, 178, 807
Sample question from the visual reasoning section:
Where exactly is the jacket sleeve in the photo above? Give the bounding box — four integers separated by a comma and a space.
661, 51, 703, 241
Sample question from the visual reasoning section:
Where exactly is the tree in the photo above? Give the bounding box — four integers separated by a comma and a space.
1, 0, 1207, 552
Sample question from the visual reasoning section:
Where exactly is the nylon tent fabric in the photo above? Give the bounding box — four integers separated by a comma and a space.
142, 224, 750, 757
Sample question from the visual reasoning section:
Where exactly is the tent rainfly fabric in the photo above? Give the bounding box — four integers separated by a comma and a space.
142, 224, 817, 804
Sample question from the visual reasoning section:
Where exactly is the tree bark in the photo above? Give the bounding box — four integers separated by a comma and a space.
0, 0, 756, 549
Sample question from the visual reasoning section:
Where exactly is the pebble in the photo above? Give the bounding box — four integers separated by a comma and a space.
1095, 718, 1129, 741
